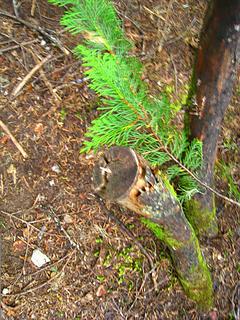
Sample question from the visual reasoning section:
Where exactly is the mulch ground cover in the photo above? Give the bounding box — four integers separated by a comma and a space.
0, 0, 239, 319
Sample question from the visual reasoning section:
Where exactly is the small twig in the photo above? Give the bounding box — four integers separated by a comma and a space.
11, 54, 51, 98
31, 50, 61, 102
22, 227, 32, 276
115, 8, 144, 34
143, 6, 166, 22
31, 0, 37, 17
151, 130, 240, 208
12, 0, 20, 18
39, 205, 83, 253
0, 210, 64, 238
94, 194, 158, 291
9, 251, 71, 294
4, 251, 75, 297
169, 53, 178, 95
0, 10, 70, 55
0, 39, 38, 54
0, 119, 28, 158
25, 251, 71, 278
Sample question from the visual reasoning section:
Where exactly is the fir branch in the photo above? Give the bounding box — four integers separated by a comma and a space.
49, 0, 240, 208
48, 0, 132, 53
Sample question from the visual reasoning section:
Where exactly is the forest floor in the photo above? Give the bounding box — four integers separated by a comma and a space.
0, 0, 239, 319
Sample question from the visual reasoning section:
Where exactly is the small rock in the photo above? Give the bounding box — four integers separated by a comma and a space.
51, 164, 61, 174
31, 249, 50, 268
2, 288, 9, 295
209, 310, 218, 320
49, 179, 55, 186
217, 253, 223, 261
40, 39, 46, 46
64, 214, 73, 224
234, 24, 240, 32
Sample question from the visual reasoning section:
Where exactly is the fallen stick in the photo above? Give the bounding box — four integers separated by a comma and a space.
11, 54, 51, 98
0, 119, 28, 158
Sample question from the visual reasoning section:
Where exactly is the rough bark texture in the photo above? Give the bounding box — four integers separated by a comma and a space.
185, 0, 240, 238
93, 146, 213, 310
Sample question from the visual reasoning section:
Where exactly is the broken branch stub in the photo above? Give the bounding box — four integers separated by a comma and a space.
93, 146, 213, 310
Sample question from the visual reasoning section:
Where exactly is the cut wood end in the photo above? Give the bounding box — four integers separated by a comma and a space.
93, 146, 139, 201
92, 146, 159, 216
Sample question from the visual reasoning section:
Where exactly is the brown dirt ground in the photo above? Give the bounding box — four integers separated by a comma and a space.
0, 0, 239, 319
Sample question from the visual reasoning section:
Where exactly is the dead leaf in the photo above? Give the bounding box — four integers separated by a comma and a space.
96, 285, 107, 297
34, 123, 44, 137
13, 240, 26, 253
0, 134, 9, 144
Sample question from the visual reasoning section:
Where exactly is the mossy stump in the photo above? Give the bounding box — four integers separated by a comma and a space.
185, 196, 218, 239
93, 146, 213, 310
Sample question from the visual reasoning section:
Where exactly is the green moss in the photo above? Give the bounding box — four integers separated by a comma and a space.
140, 218, 181, 249
162, 175, 178, 199
184, 198, 218, 238
178, 227, 213, 310
142, 217, 213, 310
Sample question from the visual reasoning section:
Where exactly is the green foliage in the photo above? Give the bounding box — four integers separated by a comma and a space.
49, 0, 203, 202
59, 107, 67, 122
116, 246, 142, 284
48, 0, 131, 53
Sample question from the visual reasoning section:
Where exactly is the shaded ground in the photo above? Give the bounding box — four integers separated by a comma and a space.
0, 0, 239, 319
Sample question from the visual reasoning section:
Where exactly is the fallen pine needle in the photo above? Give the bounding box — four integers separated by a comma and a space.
0, 119, 28, 158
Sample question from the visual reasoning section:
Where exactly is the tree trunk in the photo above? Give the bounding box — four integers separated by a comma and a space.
185, 0, 240, 238
93, 146, 213, 310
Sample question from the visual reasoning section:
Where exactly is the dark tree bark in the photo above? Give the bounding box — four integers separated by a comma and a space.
93, 146, 213, 310
185, 0, 240, 237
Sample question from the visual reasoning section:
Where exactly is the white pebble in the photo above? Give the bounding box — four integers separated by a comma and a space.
31, 249, 50, 268
2, 288, 9, 295
40, 40, 46, 46
49, 179, 55, 186
51, 164, 61, 173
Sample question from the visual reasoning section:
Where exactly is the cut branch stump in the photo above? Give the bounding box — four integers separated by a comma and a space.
93, 146, 213, 310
